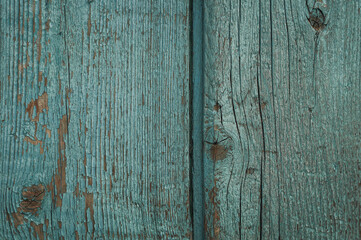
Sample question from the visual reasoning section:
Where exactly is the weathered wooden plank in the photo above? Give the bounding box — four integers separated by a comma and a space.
272, 1, 361, 238
204, 0, 361, 239
191, 0, 205, 239
0, 0, 191, 239
203, 0, 262, 238
2, 0, 361, 239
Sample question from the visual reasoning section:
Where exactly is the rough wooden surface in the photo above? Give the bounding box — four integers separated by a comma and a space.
0, 0, 191, 239
203, 0, 361, 239
1, 0, 361, 239
191, 0, 205, 239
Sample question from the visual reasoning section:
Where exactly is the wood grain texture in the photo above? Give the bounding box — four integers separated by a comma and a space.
203, 0, 361, 239
191, 0, 205, 239
1, 0, 361, 239
0, 0, 191, 239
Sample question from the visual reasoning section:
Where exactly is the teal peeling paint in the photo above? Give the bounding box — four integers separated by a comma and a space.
1, 0, 361, 239
1, 0, 191, 239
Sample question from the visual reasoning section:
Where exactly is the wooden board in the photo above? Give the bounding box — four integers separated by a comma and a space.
1, 0, 361, 239
0, 0, 191, 239
203, 0, 361, 239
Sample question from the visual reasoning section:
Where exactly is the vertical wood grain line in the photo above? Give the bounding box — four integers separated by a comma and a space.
258, 0, 265, 238
191, 0, 204, 239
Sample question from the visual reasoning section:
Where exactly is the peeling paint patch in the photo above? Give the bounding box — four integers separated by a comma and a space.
87, 10, 92, 36
24, 136, 44, 154
213, 102, 221, 111
25, 92, 49, 122
84, 191, 94, 235
30, 221, 45, 240
20, 184, 45, 215
23, 92, 49, 154
73, 182, 80, 197
207, 185, 220, 239
36, 0, 42, 62
6, 184, 45, 229
38, 71, 43, 82
11, 212, 26, 228
209, 144, 228, 162
58, 114, 68, 151
42, 125, 51, 138
48, 115, 68, 207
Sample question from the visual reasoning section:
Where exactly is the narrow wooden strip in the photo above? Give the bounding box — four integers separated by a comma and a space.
191, 0, 205, 239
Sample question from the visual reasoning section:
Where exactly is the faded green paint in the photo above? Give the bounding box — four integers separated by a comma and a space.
203, 0, 361, 239
1, 0, 361, 239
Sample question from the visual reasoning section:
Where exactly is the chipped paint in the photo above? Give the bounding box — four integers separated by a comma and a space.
25, 92, 49, 122
7, 184, 45, 229
1, 0, 191, 239
209, 144, 228, 162
30, 221, 45, 240
42, 125, 51, 138
48, 115, 68, 207
20, 184, 45, 215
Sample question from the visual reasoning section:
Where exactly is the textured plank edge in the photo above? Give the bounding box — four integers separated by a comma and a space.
191, 0, 205, 239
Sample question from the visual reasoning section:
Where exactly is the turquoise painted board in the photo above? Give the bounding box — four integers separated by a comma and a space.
203, 0, 360, 239
1, 0, 361, 239
0, 0, 191, 239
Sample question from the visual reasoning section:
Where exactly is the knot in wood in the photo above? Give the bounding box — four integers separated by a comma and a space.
210, 144, 228, 162
20, 184, 45, 215
308, 8, 325, 31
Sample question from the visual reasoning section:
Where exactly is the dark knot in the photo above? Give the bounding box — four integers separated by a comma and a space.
308, 8, 325, 31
